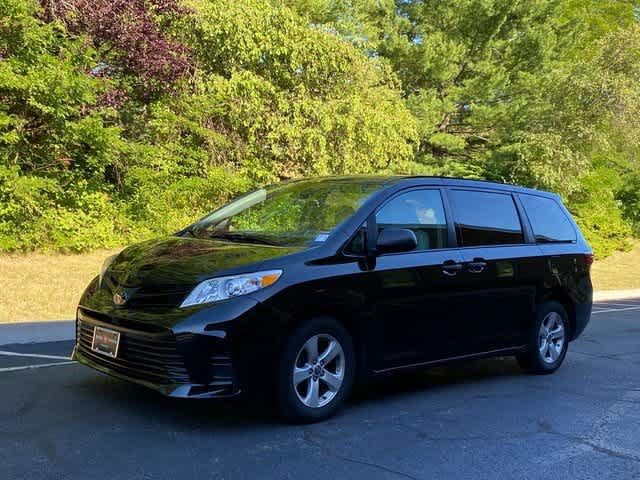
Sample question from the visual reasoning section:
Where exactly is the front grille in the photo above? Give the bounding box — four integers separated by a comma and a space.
101, 273, 190, 309
77, 316, 190, 385
210, 354, 233, 383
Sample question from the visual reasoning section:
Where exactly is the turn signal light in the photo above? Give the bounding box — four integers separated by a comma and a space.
261, 272, 281, 287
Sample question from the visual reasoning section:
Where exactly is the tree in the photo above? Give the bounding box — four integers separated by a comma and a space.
0, 0, 417, 251
287, 0, 640, 255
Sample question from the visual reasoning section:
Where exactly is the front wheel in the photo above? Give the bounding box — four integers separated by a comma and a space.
277, 317, 355, 423
517, 301, 569, 374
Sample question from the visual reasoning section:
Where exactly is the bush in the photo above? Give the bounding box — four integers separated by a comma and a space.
122, 167, 251, 238
0, 0, 417, 252
569, 168, 632, 258
616, 172, 640, 236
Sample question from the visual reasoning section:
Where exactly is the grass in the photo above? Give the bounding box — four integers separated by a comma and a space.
0, 242, 639, 323
0, 248, 121, 322
591, 240, 640, 291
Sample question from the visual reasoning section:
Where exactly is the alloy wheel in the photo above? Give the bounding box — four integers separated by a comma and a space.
293, 334, 345, 408
538, 311, 565, 364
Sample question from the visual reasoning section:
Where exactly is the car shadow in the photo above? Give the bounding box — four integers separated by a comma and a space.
76, 356, 524, 428
350, 356, 523, 406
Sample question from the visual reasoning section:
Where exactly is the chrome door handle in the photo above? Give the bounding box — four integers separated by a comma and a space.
442, 261, 463, 276
467, 260, 487, 273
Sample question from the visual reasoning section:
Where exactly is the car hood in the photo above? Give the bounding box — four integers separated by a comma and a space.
106, 236, 301, 291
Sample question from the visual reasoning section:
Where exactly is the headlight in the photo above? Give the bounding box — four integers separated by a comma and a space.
180, 270, 282, 308
99, 254, 118, 285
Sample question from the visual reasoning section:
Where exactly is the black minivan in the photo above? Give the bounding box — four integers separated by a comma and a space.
74, 176, 593, 422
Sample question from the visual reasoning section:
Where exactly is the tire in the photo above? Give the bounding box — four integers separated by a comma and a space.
517, 301, 569, 374
277, 316, 355, 423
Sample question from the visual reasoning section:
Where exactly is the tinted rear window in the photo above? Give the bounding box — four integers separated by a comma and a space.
450, 190, 524, 246
519, 194, 576, 243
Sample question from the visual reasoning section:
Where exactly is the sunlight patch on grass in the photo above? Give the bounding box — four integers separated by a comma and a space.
591, 241, 640, 291
0, 249, 121, 323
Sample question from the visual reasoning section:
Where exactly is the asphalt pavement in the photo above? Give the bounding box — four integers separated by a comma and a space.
1, 300, 640, 480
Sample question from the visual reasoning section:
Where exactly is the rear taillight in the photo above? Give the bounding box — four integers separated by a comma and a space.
584, 253, 594, 266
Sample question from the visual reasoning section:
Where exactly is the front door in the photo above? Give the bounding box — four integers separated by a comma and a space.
367, 188, 468, 371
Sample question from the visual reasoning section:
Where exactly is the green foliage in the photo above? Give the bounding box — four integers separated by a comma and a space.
569, 168, 632, 258
173, 0, 417, 179
0, 0, 415, 251
1, 0, 639, 256
122, 167, 251, 236
288, 0, 640, 257
617, 172, 640, 236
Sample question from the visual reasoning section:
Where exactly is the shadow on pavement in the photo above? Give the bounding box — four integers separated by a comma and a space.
72, 356, 523, 428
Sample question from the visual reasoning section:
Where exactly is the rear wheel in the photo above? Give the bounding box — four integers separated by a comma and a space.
517, 301, 569, 374
277, 317, 355, 423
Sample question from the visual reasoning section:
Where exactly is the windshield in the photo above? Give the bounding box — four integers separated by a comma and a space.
185, 178, 385, 246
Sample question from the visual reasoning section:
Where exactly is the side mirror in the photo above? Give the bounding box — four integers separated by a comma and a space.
376, 228, 417, 255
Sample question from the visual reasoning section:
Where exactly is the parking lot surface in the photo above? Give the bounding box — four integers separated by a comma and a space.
1, 300, 640, 480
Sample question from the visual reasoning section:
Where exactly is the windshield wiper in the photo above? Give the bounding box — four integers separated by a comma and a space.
207, 232, 280, 246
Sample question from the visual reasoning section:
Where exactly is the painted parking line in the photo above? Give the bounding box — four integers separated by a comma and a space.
594, 302, 640, 308
0, 349, 75, 373
0, 361, 75, 373
0, 350, 72, 361
592, 306, 640, 315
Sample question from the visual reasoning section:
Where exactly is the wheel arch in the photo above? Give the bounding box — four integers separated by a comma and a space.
541, 288, 577, 340
281, 304, 369, 384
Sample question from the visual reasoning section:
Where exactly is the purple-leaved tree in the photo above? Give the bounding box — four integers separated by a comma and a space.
41, 0, 193, 103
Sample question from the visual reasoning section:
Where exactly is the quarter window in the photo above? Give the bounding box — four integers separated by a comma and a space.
376, 190, 448, 251
449, 190, 524, 246
519, 194, 576, 243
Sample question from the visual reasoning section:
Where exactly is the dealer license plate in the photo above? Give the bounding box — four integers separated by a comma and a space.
91, 326, 121, 358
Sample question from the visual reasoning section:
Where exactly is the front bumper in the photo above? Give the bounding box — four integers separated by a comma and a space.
73, 348, 239, 398
73, 304, 256, 399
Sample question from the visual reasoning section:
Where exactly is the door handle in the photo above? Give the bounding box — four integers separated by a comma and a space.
467, 258, 487, 274
442, 260, 463, 276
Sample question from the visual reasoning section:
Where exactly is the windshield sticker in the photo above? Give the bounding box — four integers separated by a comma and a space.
314, 233, 329, 242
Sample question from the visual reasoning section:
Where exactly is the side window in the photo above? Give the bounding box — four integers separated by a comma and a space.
449, 190, 524, 246
376, 189, 448, 251
519, 194, 576, 243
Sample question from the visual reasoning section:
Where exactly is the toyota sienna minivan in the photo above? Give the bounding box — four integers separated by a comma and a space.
74, 176, 593, 422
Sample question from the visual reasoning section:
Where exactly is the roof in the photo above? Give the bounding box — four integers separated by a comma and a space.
390, 176, 555, 197
272, 175, 556, 198
304, 175, 554, 196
